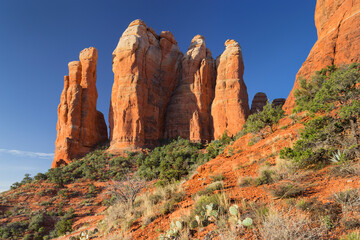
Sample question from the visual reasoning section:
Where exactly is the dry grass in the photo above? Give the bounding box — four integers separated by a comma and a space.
259, 207, 326, 240
329, 162, 360, 177
101, 181, 185, 235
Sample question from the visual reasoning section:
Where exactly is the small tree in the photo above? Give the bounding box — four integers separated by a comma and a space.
108, 175, 146, 207
241, 101, 285, 136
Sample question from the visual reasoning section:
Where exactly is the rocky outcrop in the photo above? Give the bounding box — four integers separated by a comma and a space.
284, 0, 360, 113
211, 40, 250, 139
164, 35, 216, 142
109, 20, 182, 151
52, 47, 108, 168
272, 98, 286, 108
250, 92, 268, 114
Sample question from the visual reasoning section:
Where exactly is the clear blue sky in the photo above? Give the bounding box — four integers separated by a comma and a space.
0, 0, 317, 192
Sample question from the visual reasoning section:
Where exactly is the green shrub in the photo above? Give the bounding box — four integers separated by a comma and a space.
52, 208, 76, 237
29, 212, 46, 232
240, 102, 284, 136
137, 138, 203, 183
280, 64, 360, 169
195, 181, 224, 196
0, 221, 29, 239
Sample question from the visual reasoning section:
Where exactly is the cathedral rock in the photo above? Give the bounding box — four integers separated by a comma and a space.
54, 20, 252, 164
284, 0, 360, 113
52, 47, 108, 168
108, 21, 250, 152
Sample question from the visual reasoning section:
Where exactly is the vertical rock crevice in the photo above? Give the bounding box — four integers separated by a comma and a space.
164, 35, 216, 142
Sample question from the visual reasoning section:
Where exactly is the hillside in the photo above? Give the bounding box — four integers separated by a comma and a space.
1, 64, 360, 240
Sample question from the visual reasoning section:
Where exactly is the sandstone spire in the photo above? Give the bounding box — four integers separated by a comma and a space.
52, 47, 108, 168
211, 40, 250, 139
283, 0, 360, 113
109, 20, 182, 151
164, 35, 216, 142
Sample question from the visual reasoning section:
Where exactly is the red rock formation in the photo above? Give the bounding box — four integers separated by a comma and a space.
164, 35, 216, 142
272, 98, 286, 108
52, 47, 108, 168
284, 0, 360, 113
250, 92, 268, 114
109, 20, 182, 151
211, 40, 250, 139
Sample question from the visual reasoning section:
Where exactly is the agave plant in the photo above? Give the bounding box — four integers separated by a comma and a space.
330, 150, 345, 163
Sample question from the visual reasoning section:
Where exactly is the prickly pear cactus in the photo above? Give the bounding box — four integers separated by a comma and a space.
229, 205, 239, 216
175, 221, 182, 230
210, 210, 218, 218
242, 217, 253, 227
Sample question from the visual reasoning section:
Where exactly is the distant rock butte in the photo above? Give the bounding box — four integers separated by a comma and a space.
272, 98, 286, 108
211, 39, 250, 139
284, 0, 360, 113
52, 47, 108, 168
250, 92, 268, 114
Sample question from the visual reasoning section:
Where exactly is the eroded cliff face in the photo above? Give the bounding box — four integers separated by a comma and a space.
109, 20, 182, 151
164, 35, 216, 142
52, 47, 108, 168
211, 40, 250, 139
284, 0, 360, 113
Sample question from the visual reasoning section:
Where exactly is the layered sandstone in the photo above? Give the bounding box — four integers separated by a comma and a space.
52, 47, 108, 168
284, 0, 360, 113
250, 92, 268, 114
164, 35, 216, 142
109, 20, 182, 151
211, 40, 250, 139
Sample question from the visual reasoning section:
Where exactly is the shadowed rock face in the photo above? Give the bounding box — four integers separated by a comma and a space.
52, 47, 108, 168
211, 40, 250, 139
164, 35, 216, 142
250, 92, 268, 114
272, 98, 286, 108
284, 0, 360, 113
109, 20, 182, 151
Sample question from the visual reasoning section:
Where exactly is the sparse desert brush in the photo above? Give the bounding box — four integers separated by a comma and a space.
270, 181, 307, 198
194, 181, 224, 197
259, 207, 326, 240
329, 161, 360, 177
340, 231, 360, 240
333, 188, 360, 224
